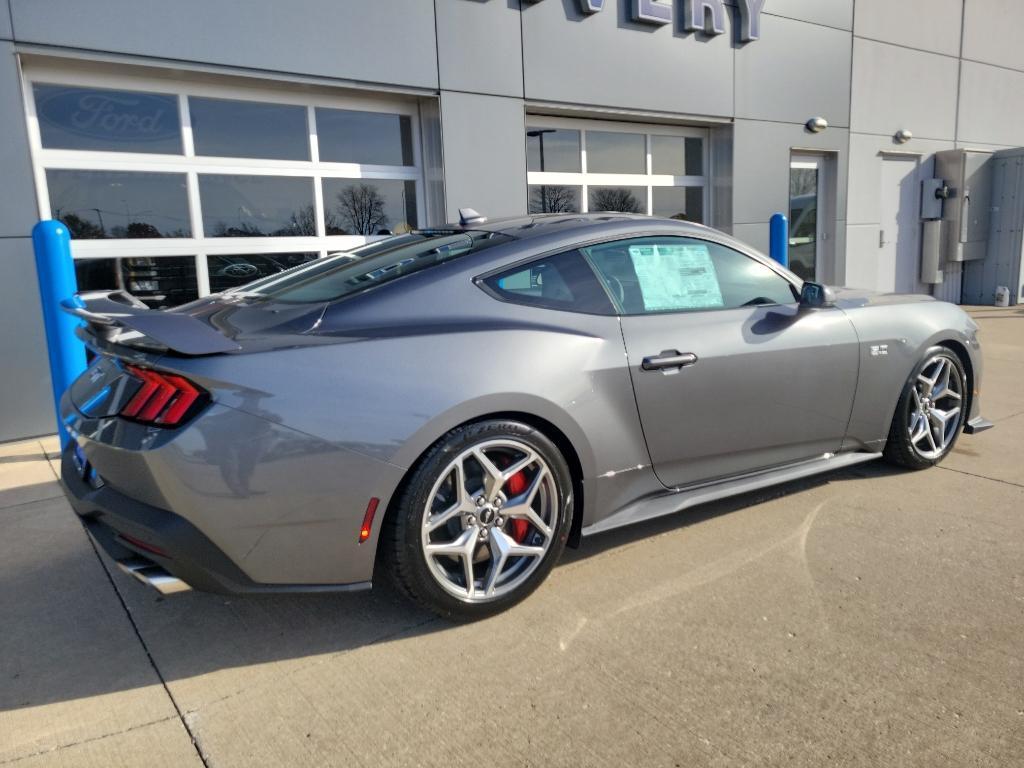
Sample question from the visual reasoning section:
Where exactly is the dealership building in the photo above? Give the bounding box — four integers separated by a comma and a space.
2, 0, 1023, 442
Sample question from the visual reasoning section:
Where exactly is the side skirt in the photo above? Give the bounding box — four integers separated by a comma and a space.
582, 451, 882, 537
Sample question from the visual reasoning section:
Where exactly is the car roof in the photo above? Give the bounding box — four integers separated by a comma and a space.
449, 213, 714, 242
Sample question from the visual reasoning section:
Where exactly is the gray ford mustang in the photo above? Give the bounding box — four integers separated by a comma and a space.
59, 213, 992, 618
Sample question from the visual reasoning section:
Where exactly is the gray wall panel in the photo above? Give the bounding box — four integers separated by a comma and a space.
846, 134, 954, 226
0, 0, 11, 41
735, 14, 851, 126
9, 0, 439, 89
957, 61, 1024, 148
963, 0, 1024, 73
854, 0, 962, 57
730, 222, 770, 256
521, 0, 733, 116
0, 237, 54, 442
732, 119, 848, 226
436, 0, 523, 97
844, 223, 882, 289
0, 44, 39, 239
440, 91, 526, 221
850, 38, 958, 140
763, 0, 853, 31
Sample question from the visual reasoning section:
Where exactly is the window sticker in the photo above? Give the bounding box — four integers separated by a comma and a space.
628, 243, 724, 311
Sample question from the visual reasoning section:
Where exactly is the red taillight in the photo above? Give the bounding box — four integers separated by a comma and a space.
122, 365, 206, 427
119, 532, 169, 558
358, 498, 380, 544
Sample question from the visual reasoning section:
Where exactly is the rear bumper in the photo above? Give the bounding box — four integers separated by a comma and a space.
61, 445, 372, 595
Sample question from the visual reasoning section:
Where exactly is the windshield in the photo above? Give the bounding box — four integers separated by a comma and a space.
227, 230, 512, 303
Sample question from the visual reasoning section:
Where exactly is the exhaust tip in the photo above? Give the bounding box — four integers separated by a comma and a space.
116, 556, 192, 595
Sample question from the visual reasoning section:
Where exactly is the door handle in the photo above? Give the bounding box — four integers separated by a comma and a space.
641, 351, 698, 371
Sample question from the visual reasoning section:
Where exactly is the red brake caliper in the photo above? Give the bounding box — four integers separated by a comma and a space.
504, 470, 530, 543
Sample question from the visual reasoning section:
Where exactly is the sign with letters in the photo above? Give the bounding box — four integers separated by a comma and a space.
523, 0, 767, 42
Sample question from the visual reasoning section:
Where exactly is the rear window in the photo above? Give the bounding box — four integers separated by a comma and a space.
229, 230, 512, 303
482, 250, 615, 315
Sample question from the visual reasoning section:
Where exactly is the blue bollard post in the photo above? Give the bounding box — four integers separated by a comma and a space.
32, 220, 86, 449
769, 212, 789, 268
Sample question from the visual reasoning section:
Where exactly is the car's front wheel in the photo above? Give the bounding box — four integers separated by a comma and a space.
384, 420, 573, 619
884, 346, 967, 469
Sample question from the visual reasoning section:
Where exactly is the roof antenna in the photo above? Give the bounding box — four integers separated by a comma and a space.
459, 208, 487, 226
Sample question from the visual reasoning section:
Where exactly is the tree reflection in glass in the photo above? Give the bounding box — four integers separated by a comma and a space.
590, 187, 644, 214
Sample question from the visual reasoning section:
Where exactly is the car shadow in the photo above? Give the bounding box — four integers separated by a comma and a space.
1, 458, 906, 713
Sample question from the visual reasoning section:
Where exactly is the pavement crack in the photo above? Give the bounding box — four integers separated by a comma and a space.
938, 465, 1024, 489
82, 532, 213, 768
0, 715, 179, 766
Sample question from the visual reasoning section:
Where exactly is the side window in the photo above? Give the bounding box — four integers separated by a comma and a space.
482, 250, 615, 315
583, 237, 797, 315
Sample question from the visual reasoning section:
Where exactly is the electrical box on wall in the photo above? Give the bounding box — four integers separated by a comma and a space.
920, 178, 945, 221
934, 149, 993, 263
964, 148, 1024, 306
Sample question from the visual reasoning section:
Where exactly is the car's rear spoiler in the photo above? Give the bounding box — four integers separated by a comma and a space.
60, 290, 241, 355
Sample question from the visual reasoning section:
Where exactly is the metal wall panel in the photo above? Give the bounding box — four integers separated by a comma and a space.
763, 0, 853, 31
0, 43, 37, 238
735, 13, 851, 126
957, 61, 1024, 148
854, 0, 962, 57
843, 224, 884, 289
436, 0, 523, 97
730, 222, 770, 255
521, 0, 733, 115
9, 0, 439, 90
846, 134, 954, 226
0, 0, 11, 41
440, 90, 527, 222
963, 0, 1024, 74
732, 118, 848, 227
850, 38, 959, 141
0, 237, 55, 442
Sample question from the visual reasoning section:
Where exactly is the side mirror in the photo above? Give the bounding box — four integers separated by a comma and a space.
799, 281, 836, 310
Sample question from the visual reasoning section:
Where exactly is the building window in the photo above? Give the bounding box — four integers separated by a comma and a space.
525, 119, 708, 222
25, 67, 425, 306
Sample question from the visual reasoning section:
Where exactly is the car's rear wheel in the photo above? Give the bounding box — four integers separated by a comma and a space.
384, 420, 572, 619
884, 346, 967, 469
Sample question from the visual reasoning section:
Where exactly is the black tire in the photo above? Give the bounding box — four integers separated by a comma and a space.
383, 420, 573, 620
883, 346, 967, 470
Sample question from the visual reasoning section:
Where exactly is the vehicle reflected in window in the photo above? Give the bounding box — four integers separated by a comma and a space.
190, 97, 309, 161
207, 253, 319, 293
34, 84, 182, 154
199, 175, 315, 237
323, 178, 417, 236
47, 169, 191, 238
72, 255, 198, 308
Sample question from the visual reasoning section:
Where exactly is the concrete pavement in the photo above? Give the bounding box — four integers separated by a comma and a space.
1, 307, 1021, 767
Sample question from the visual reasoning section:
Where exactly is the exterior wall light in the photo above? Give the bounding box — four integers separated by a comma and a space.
894, 129, 913, 144
805, 117, 828, 134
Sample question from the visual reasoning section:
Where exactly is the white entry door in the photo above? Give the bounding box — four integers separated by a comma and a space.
879, 155, 922, 293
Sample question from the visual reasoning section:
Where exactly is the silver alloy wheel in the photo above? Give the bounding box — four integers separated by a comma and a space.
420, 439, 558, 602
908, 354, 964, 460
